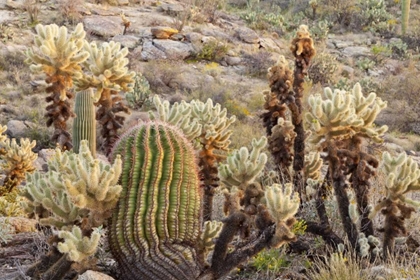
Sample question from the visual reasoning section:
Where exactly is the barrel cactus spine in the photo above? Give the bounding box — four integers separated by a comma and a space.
108, 121, 203, 280
73, 89, 97, 157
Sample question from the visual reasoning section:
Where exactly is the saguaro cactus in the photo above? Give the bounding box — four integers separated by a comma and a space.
108, 122, 202, 280
72, 89, 96, 157
402, 0, 411, 35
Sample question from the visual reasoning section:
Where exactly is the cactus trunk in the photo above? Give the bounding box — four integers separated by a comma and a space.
109, 122, 203, 280
73, 89, 96, 157
402, 0, 411, 35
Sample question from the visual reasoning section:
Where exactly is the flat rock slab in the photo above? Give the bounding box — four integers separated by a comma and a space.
112, 34, 139, 49
152, 39, 194, 60
0, 11, 14, 23
236, 26, 260, 44
78, 270, 116, 280
342, 46, 371, 57
83, 16, 123, 38
141, 40, 167, 60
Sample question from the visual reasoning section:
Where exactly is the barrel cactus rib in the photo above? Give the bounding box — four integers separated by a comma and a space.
109, 122, 202, 280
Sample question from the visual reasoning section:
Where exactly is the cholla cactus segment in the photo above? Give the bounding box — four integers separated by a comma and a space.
0, 125, 7, 144
379, 152, 420, 206
265, 183, 300, 223
149, 95, 202, 141
23, 141, 122, 228
199, 221, 223, 255
25, 23, 89, 100
305, 83, 388, 145
190, 99, 236, 151
23, 171, 85, 229
62, 140, 122, 213
304, 151, 322, 181
358, 233, 370, 257
264, 183, 300, 248
57, 226, 101, 262
0, 135, 37, 193
76, 41, 135, 100
218, 137, 268, 189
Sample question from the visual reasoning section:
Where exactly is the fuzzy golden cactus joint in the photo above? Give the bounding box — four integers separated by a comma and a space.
305, 83, 388, 146
264, 183, 300, 248
0, 125, 37, 194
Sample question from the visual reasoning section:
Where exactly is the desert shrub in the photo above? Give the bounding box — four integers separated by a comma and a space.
356, 57, 376, 72
57, 0, 84, 24
142, 60, 181, 94
308, 52, 338, 85
308, 246, 372, 280
241, 10, 285, 31
188, 0, 226, 23
388, 38, 409, 59
309, 19, 330, 41
242, 51, 275, 78
371, 43, 392, 63
202, 62, 222, 77
0, 52, 30, 85
317, 0, 393, 33
251, 247, 290, 275
378, 71, 420, 131
24, 0, 40, 25
125, 73, 152, 110
0, 222, 14, 244
195, 40, 229, 62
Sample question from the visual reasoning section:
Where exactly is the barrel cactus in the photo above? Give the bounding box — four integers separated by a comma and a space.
108, 121, 202, 280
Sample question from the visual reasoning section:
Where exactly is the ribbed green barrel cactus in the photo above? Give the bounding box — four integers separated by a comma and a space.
108, 121, 202, 280
73, 89, 96, 157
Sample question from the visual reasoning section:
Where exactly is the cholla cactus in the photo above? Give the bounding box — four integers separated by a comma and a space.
369, 151, 420, 258
218, 137, 267, 190
24, 140, 122, 229
76, 41, 134, 99
149, 95, 202, 141
264, 183, 300, 248
26, 23, 88, 96
25, 23, 89, 149
57, 226, 102, 262
199, 220, 223, 262
22, 140, 122, 278
268, 118, 296, 179
305, 83, 388, 146
0, 125, 37, 194
304, 151, 323, 181
370, 152, 420, 218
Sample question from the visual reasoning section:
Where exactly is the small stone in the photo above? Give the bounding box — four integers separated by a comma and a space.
111, 35, 139, 49
151, 27, 179, 39
236, 26, 259, 44
78, 270, 115, 280
6, 120, 35, 139
224, 56, 241, 66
